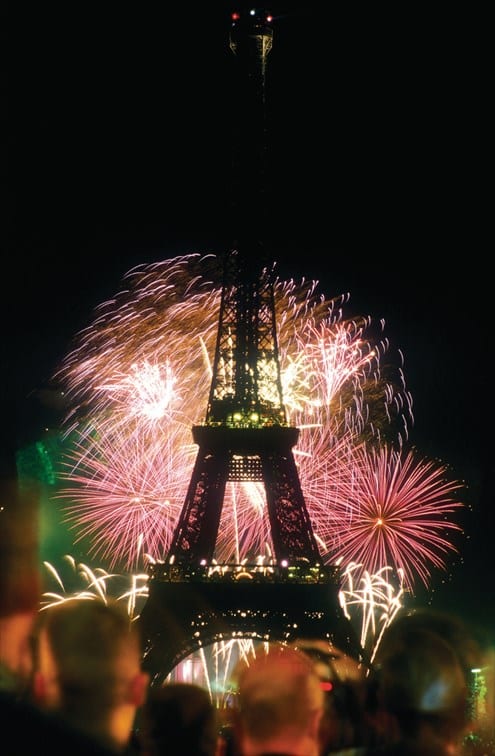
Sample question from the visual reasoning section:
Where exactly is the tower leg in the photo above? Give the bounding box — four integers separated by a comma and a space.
261, 449, 321, 562
168, 448, 230, 563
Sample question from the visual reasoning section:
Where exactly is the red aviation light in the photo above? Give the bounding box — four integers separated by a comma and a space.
231, 9, 273, 25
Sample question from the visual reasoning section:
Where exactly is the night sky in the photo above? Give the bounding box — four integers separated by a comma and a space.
7, 3, 492, 634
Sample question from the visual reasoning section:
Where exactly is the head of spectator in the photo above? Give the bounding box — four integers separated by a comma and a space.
0, 477, 41, 696
370, 624, 470, 755
0, 476, 118, 754
375, 606, 483, 688
140, 681, 220, 756
32, 597, 149, 753
292, 637, 366, 683
372, 606, 495, 755
291, 637, 372, 753
231, 642, 325, 756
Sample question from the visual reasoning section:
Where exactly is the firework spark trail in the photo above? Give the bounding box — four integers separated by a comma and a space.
96, 359, 180, 426
339, 562, 405, 658
286, 317, 378, 410
58, 424, 196, 569
57, 255, 221, 429
53, 253, 463, 589
325, 444, 464, 591
41, 556, 149, 615
295, 424, 365, 556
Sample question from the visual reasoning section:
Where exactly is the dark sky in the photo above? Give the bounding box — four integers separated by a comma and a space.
7, 3, 493, 633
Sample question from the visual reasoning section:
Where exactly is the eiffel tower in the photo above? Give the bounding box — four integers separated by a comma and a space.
139, 8, 363, 685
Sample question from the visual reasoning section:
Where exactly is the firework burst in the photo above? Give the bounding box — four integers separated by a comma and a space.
52, 253, 463, 589
322, 444, 465, 590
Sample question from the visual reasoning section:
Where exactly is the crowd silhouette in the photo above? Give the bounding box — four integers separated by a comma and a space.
1, 477, 494, 755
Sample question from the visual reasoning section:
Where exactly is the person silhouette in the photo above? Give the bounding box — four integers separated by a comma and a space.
367, 620, 471, 755
0, 476, 116, 755
32, 596, 149, 753
230, 642, 326, 756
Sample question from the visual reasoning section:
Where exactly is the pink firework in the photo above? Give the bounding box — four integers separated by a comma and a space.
57, 254, 221, 429
59, 424, 196, 569
315, 443, 465, 591
54, 253, 463, 588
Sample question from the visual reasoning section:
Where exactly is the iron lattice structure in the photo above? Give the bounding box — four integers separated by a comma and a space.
139, 9, 363, 683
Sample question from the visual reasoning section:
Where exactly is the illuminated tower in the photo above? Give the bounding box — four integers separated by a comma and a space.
139, 8, 363, 683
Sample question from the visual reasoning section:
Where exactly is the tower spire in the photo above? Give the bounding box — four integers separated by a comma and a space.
228, 8, 273, 252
